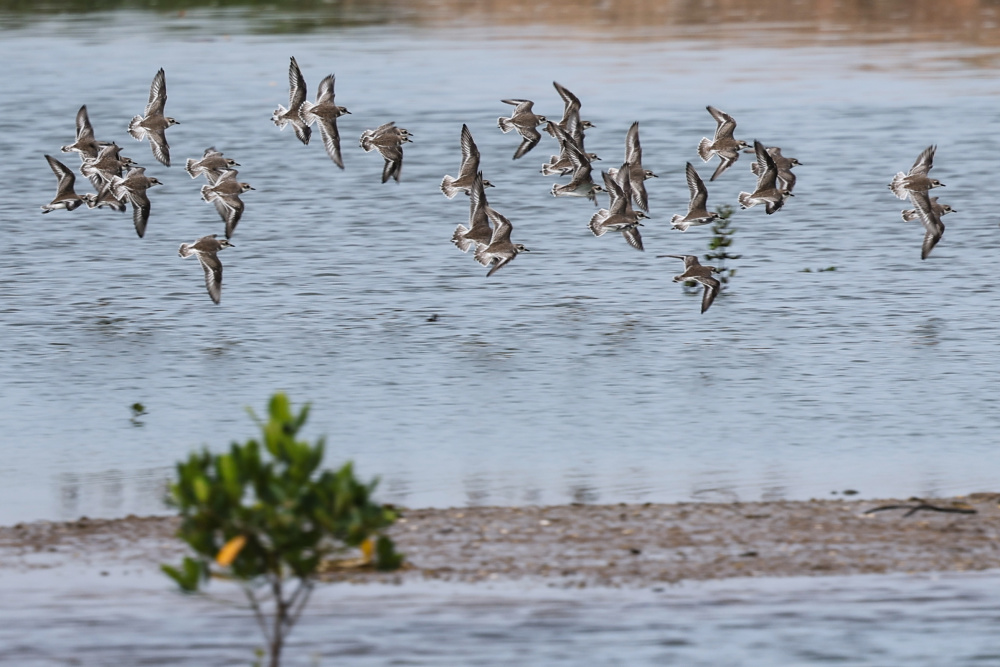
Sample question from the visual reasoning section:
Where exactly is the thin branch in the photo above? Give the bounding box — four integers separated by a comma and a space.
864, 499, 977, 518
243, 586, 273, 646
286, 580, 315, 631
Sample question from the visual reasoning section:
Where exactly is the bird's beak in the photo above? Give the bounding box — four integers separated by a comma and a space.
249, 186, 256, 190
233, 162, 241, 167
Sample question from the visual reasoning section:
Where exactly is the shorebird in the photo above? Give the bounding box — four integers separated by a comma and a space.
60, 105, 107, 160
127, 68, 178, 167
271, 56, 311, 145
750, 145, 800, 193
698, 106, 749, 181
475, 208, 529, 276
606, 121, 657, 213
671, 163, 719, 231
542, 116, 599, 177
549, 123, 602, 204
738, 140, 791, 214
589, 165, 647, 251
80, 144, 137, 190
661, 254, 721, 314
185, 147, 239, 184
901, 196, 954, 222
906, 189, 946, 260
109, 167, 161, 238
81, 181, 126, 212
452, 171, 495, 253
201, 169, 254, 238
889, 145, 943, 199
550, 81, 594, 135
441, 124, 493, 198
300, 73, 350, 168
41, 155, 84, 213
497, 99, 546, 160
178, 235, 233, 304
360, 122, 410, 183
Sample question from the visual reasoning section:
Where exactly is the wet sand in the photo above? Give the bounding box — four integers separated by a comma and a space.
2, 495, 998, 586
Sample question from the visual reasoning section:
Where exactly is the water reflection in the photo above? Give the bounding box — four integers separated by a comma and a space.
56, 468, 170, 520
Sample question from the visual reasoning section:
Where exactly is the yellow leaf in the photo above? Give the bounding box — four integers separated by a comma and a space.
360, 536, 375, 563
216, 535, 247, 566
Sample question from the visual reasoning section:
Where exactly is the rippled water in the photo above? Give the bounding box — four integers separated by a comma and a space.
3, 10, 1000, 524
4, 570, 1000, 665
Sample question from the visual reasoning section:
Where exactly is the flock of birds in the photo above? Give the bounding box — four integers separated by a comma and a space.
40, 57, 952, 312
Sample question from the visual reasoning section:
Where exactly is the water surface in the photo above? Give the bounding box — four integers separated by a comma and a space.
2, 10, 1000, 523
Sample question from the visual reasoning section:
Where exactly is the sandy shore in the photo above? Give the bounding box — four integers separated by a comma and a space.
2, 495, 998, 586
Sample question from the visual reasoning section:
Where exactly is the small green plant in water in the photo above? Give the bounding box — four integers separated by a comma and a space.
685, 204, 740, 292
162, 392, 403, 667
130, 402, 147, 426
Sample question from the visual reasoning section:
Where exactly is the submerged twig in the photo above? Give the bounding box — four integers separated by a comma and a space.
864, 498, 977, 518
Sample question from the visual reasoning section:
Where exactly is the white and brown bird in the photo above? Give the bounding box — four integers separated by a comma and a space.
738, 140, 791, 214
452, 171, 495, 253
901, 196, 954, 222
750, 145, 800, 193
360, 122, 410, 183
671, 163, 719, 231
542, 116, 599, 177
109, 167, 162, 238
60, 105, 108, 160
497, 99, 546, 160
661, 254, 721, 314
271, 56, 311, 145
475, 208, 529, 276
185, 147, 239, 184
178, 235, 233, 304
906, 189, 947, 260
698, 106, 749, 181
441, 124, 493, 198
81, 143, 137, 190
606, 121, 656, 213
127, 68, 178, 167
550, 81, 594, 135
41, 155, 84, 214
300, 73, 349, 168
889, 145, 943, 199
200, 170, 254, 238
549, 123, 603, 204
81, 181, 126, 212
589, 165, 647, 251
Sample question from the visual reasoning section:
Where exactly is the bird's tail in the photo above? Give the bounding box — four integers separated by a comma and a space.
540, 161, 566, 176
185, 159, 199, 179
589, 210, 610, 236
440, 175, 460, 199
901, 208, 918, 222
738, 192, 754, 209
888, 172, 909, 200
497, 116, 515, 133
271, 105, 287, 127
697, 138, 713, 162
178, 243, 194, 258
200, 184, 215, 203
127, 116, 146, 141
670, 214, 690, 232
452, 225, 474, 252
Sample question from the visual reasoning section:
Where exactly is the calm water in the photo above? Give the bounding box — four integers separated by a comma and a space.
4, 569, 1000, 665
2, 10, 1000, 524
